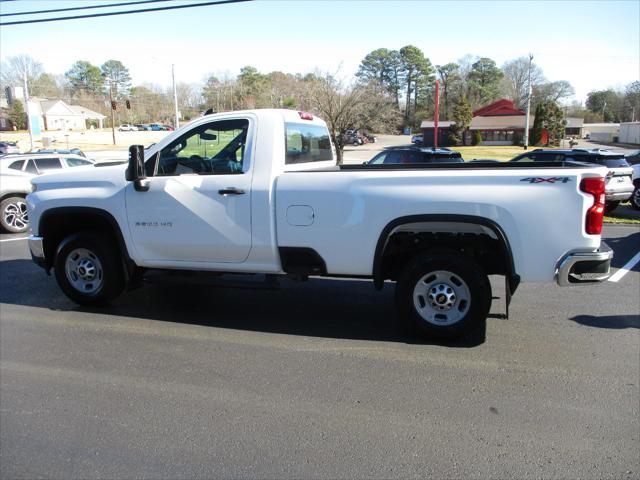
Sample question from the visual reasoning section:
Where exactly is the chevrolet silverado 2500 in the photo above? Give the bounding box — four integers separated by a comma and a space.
27, 109, 612, 339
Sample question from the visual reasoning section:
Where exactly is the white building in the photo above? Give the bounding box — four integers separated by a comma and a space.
619, 122, 640, 145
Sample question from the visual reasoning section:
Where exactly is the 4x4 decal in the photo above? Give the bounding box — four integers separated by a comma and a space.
520, 177, 571, 184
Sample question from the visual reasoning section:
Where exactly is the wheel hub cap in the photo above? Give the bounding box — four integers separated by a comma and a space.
65, 248, 103, 294
3, 201, 28, 230
412, 270, 471, 326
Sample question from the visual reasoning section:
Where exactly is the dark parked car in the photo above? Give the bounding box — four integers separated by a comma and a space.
367, 147, 464, 165
510, 148, 634, 212
624, 150, 640, 165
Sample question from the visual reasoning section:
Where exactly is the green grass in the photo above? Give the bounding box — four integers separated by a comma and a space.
455, 145, 526, 161
604, 214, 640, 224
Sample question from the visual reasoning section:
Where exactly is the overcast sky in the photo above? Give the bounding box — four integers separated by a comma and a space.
1, 0, 638, 103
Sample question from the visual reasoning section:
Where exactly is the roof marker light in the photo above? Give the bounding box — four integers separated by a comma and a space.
298, 111, 313, 120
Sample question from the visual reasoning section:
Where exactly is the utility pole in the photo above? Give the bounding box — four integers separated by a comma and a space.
22, 68, 34, 151
172, 64, 179, 130
523, 53, 533, 150
108, 80, 116, 145
434, 79, 440, 149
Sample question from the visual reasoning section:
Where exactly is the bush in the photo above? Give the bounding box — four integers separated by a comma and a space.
472, 130, 482, 146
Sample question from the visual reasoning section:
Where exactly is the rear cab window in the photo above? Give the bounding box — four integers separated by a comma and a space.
285, 123, 333, 165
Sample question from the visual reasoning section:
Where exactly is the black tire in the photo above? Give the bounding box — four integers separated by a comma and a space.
54, 231, 125, 305
0, 196, 29, 233
631, 186, 640, 211
604, 201, 620, 214
395, 253, 491, 340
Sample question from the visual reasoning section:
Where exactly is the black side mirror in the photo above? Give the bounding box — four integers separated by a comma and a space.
126, 144, 150, 192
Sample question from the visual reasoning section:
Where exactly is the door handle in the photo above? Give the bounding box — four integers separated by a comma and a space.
218, 188, 245, 195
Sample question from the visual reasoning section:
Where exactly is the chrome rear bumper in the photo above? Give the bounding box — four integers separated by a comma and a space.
556, 242, 612, 286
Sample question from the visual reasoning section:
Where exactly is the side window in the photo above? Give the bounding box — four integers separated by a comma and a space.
512, 154, 535, 162
285, 123, 333, 164
369, 152, 388, 164
65, 157, 92, 167
152, 119, 248, 176
34, 157, 62, 171
25, 159, 38, 174
8, 160, 24, 171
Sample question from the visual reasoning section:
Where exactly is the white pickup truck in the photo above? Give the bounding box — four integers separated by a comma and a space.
27, 109, 613, 340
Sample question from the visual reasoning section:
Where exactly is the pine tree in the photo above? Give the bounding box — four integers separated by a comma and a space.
9, 100, 26, 130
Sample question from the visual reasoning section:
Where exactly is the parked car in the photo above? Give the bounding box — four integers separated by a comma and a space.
148, 123, 165, 131
367, 147, 464, 165
631, 163, 640, 210
0, 153, 95, 232
0, 141, 20, 155
36, 148, 86, 158
363, 132, 376, 143
341, 132, 363, 146
624, 150, 640, 166
411, 134, 423, 145
510, 149, 634, 212
118, 124, 137, 131
0, 170, 32, 233
135, 124, 150, 131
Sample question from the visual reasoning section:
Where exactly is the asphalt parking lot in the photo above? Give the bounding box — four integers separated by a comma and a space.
0, 225, 638, 479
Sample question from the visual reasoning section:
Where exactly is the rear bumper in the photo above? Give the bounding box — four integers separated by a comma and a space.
28, 235, 47, 269
556, 242, 612, 286
605, 190, 633, 201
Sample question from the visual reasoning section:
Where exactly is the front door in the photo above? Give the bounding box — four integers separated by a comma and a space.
125, 117, 253, 264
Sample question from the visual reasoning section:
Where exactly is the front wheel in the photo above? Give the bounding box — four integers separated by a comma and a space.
1, 196, 29, 233
631, 186, 640, 211
54, 232, 125, 305
395, 253, 491, 340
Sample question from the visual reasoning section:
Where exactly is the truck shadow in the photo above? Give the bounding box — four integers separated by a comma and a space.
603, 231, 640, 270
0, 259, 486, 347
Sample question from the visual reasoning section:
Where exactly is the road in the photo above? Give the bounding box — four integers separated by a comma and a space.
0, 226, 638, 479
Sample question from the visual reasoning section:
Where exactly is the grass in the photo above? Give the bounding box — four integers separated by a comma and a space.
455, 145, 525, 161
604, 213, 640, 224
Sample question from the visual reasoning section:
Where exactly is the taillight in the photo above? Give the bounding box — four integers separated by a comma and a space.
580, 176, 605, 235
298, 111, 313, 120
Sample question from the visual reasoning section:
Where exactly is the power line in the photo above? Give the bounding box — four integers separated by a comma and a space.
0, 0, 251, 26
0, 0, 175, 18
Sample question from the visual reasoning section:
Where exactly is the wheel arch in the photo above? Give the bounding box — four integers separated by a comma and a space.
373, 214, 520, 292
0, 191, 28, 203
38, 207, 134, 273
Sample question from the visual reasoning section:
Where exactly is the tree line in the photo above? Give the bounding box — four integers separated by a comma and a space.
1, 52, 638, 160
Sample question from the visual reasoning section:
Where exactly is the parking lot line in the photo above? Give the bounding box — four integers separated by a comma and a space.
608, 250, 640, 283
0, 237, 28, 243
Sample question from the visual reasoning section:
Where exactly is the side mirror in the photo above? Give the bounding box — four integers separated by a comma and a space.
126, 144, 150, 192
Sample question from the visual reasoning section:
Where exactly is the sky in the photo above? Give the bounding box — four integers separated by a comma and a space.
1, 0, 638, 103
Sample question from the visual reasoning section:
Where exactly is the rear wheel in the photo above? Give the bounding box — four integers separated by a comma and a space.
631, 186, 640, 211
604, 201, 620, 214
0, 196, 28, 233
54, 231, 124, 305
395, 253, 491, 340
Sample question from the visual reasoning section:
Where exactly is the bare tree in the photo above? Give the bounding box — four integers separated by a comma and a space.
501, 57, 546, 109
0, 54, 44, 92
306, 74, 370, 164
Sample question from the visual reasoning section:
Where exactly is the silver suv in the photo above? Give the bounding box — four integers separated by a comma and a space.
510, 149, 634, 212
0, 153, 95, 233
